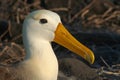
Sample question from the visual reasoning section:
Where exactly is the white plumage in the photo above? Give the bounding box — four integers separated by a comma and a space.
0, 10, 95, 80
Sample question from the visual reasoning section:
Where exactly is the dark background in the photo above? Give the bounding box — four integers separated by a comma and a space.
0, 0, 120, 80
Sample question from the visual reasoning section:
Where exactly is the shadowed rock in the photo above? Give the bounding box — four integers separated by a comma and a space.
58, 58, 102, 80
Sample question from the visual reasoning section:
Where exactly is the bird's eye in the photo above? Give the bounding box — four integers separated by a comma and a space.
39, 19, 48, 24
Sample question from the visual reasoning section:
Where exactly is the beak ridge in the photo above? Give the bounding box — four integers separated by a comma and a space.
54, 23, 95, 64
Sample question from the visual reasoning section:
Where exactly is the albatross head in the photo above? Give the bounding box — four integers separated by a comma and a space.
23, 10, 95, 64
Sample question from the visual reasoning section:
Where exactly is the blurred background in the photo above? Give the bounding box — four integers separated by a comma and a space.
0, 0, 120, 80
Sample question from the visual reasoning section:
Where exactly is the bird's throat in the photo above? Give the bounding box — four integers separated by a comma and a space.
23, 41, 58, 80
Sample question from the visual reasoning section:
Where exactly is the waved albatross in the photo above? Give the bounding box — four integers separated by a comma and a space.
0, 10, 95, 80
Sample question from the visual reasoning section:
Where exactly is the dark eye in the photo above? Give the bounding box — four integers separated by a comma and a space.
39, 19, 48, 24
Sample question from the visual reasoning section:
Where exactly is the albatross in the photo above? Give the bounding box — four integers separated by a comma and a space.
0, 10, 94, 80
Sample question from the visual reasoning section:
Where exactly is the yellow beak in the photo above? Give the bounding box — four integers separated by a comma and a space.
54, 23, 95, 64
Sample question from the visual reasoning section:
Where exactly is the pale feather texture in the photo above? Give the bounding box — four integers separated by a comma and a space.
0, 10, 62, 80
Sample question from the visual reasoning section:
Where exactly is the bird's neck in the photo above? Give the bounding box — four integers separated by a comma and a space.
24, 39, 55, 60
22, 39, 58, 80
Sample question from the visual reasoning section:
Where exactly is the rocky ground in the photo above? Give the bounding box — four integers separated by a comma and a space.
0, 0, 120, 80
